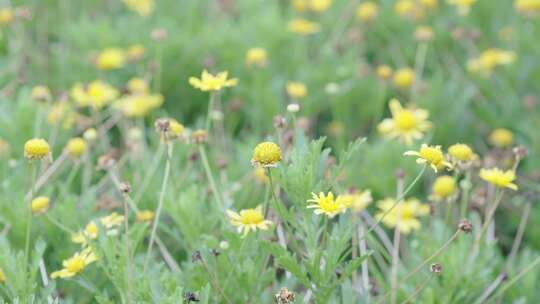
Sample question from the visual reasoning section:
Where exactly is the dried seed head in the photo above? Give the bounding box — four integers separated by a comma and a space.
184, 291, 200, 302
119, 182, 131, 194
458, 219, 473, 233
191, 250, 202, 263
154, 118, 171, 134
210, 249, 220, 257
513, 146, 528, 161
273, 115, 286, 129
191, 129, 209, 144
189, 151, 200, 162
274, 287, 295, 304
430, 263, 443, 274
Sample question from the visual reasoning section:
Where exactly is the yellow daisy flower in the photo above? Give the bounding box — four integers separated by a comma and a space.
404, 144, 452, 172
123, 0, 155, 17
467, 49, 516, 76
377, 99, 432, 146
24, 138, 50, 160
448, 143, 475, 162
136, 210, 155, 222
339, 190, 373, 213
245, 47, 268, 68
393, 68, 416, 89
447, 0, 477, 15
287, 18, 320, 35
71, 81, 119, 110
515, 0, 540, 16
31, 85, 52, 103
488, 128, 513, 148
375, 198, 430, 234
356, 2, 379, 22
226, 206, 273, 237
51, 248, 97, 279
286, 82, 308, 99
307, 192, 347, 218
96, 48, 126, 70
479, 168, 518, 191
65, 137, 88, 159
430, 176, 457, 201
31, 196, 50, 214
189, 70, 238, 92
252, 142, 282, 167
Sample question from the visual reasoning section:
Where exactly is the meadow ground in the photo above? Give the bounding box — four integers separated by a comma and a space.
1, 0, 540, 303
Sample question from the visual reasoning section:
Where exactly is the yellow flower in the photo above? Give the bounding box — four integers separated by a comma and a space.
431, 176, 456, 200
0, 267, 5, 284
31, 196, 50, 214
489, 128, 513, 148
286, 82, 307, 99
448, 143, 474, 162
24, 138, 50, 160
136, 210, 155, 222
127, 44, 145, 60
447, 0, 477, 15
376, 65, 393, 80
127, 78, 149, 94
420, 0, 439, 9
375, 198, 429, 234
414, 25, 434, 42
479, 168, 518, 191
287, 18, 321, 35
0, 138, 9, 157
72, 221, 99, 244
66, 137, 87, 158
292, 0, 308, 11
394, 0, 423, 20
307, 192, 347, 218
226, 206, 273, 237
123, 0, 155, 16
309, 0, 333, 12
252, 142, 282, 167
168, 119, 184, 139
83, 128, 98, 142
340, 190, 373, 213
404, 144, 452, 172
51, 248, 97, 279
245, 47, 268, 68
100, 212, 125, 229
467, 49, 516, 76
189, 70, 238, 92
31, 85, 52, 102
377, 99, 432, 146
515, 0, 540, 15
393, 68, 416, 89
115, 93, 163, 117
96, 48, 126, 70
71, 81, 119, 110
0, 8, 13, 25
356, 2, 379, 22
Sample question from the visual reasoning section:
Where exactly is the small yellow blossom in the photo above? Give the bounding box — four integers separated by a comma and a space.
340, 190, 373, 213
414, 25, 434, 42
226, 206, 273, 237
127, 44, 145, 60
515, 0, 540, 16
395, 0, 423, 20
123, 0, 155, 16
467, 49, 516, 76
393, 68, 416, 89
252, 142, 282, 167
292, 0, 308, 11
96, 48, 126, 70
245, 47, 268, 68
286, 82, 308, 99
47, 102, 76, 129
31, 196, 50, 214
83, 128, 98, 142
448, 0, 477, 15
0, 138, 9, 157
307, 192, 347, 218
115, 93, 163, 117
189, 70, 238, 92
136, 210, 155, 222
404, 144, 452, 172
65, 137, 87, 158
31, 85, 52, 102
100, 212, 125, 229
168, 119, 184, 139
420, 0, 439, 9
0, 8, 13, 25
72, 221, 99, 244
375, 198, 429, 234
489, 128, 513, 148
431, 176, 456, 200
356, 2, 379, 22
448, 143, 474, 162
24, 138, 50, 160
71, 81, 119, 110
479, 168, 518, 191
0, 267, 5, 283
287, 18, 321, 35
376, 65, 393, 80
127, 78, 149, 94
51, 248, 97, 279
309, 0, 333, 12
377, 99, 432, 146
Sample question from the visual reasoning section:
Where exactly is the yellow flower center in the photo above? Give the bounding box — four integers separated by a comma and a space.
318, 195, 342, 213
252, 142, 282, 166
66, 257, 85, 274
240, 209, 264, 225
395, 110, 417, 131
419, 146, 444, 165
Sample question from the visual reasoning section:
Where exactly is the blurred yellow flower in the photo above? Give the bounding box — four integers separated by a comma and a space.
31, 85, 52, 102
96, 48, 126, 70
100, 212, 125, 228
377, 99, 432, 146
515, 0, 540, 15
309, 0, 333, 12
448, 143, 474, 162
431, 176, 456, 200
489, 128, 513, 148
395, 0, 423, 19
123, 0, 155, 16
47, 102, 75, 129
393, 67, 416, 89
72, 221, 98, 244
31, 196, 50, 214
226, 206, 273, 237
404, 144, 452, 172
356, 2, 379, 22
0, 267, 5, 284
51, 248, 97, 279
127, 77, 149, 94
292, 0, 308, 11
245, 47, 268, 68
288, 18, 321, 35
24, 138, 50, 160
467, 49, 516, 75
447, 0, 477, 15
252, 142, 282, 167
0, 8, 13, 25
414, 25, 434, 42
375, 198, 429, 234
66, 137, 87, 158
136, 210, 155, 222
168, 119, 184, 139
307, 192, 347, 218
115, 93, 163, 117
189, 70, 238, 92
286, 82, 307, 99
71, 80, 119, 110
340, 190, 373, 213
127, 44, 145, 60
83, 128, 98, 142
420, 0, 439, 9
479, 168, 518, 191
376, 65, 393, 80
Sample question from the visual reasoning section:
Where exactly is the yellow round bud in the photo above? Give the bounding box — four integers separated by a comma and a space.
489, 128, 513, 148
356, 2, 379, 22
66, 137, 87, 158
31, 196, 50, 214
245, 47, 268, 68
393, 68, 416, 89
24, 138, 50, 160
376, 65, 393, 80
136, 210, 155, 222
286, 82, 307, 99
448, 143, 474, 161
252, 142, 282, 167
432, 176, 456, 199
83, 128, 98, 142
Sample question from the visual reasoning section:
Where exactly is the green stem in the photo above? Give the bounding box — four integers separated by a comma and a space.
459, 171, 472, 219
45, 214, 75, 235
205, 92, 217, 131
24, 165, 38, 266
199, 145, 224, 208
488, 256, 540, 301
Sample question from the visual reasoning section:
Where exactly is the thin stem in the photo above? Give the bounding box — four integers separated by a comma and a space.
205, 92, 217, 131
24, 165, 38, 265
25, 152, 67, 201
133, 144, 165, 204
122, 192, 133, 304
473, 273, 507, 304
490, 256, 540, 300
263, 168, 272, 218
199, 145, 225, 209
358, 223, 370, 300
459, 171, 472, 219
200, 258, 232, 304
144, 143, 173, 271
506, 202, 531, 269
44, 214, 75, 235
391, 174, 405, 304
400, 274, 434, 304
475, 189, 504, 246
